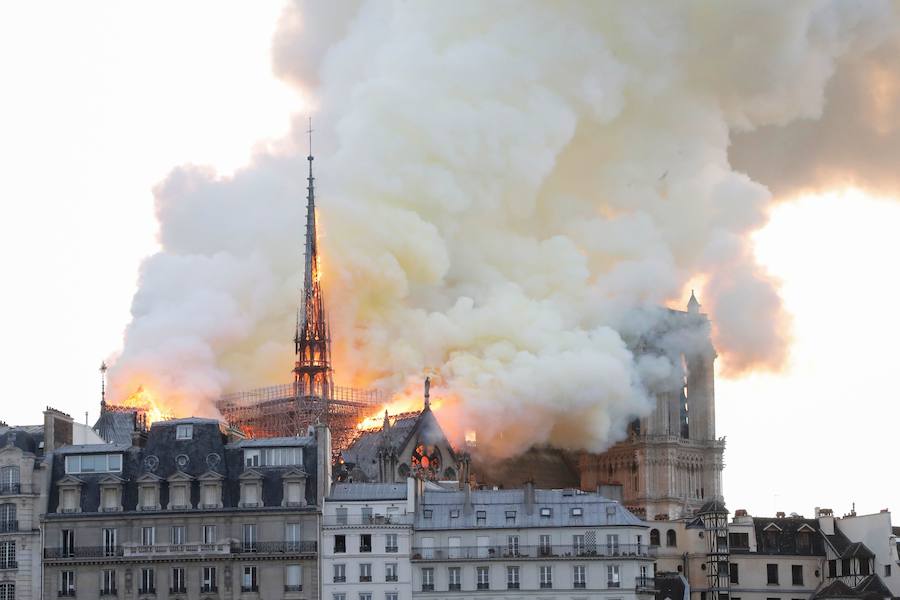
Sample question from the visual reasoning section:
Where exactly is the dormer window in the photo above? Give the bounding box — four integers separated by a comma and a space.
65, 453, 122, 474
571, 507, 584, 517
476, 511, 487, 525
175, 425, 193, 440
281, 468, 308, 507
505, 510, 516, 524
137, 474, 162, 511
57, 476, 83, 514
450, 510, 460, 518
98, 475, 124, 512
423, 509, 433, 519
244, 447, 302, 468
540, 507, 553, 518
166, 472, 194, 510
198, 471, 224, 509
239, 470, 263, 508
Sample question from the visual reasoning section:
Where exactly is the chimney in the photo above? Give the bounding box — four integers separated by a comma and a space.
459, 453, 471, 491
314, 422, 332, 506
524, 479, 535, 515
776, 511, 786, 518
43, 407, 74, 453
131, 427, 148, 448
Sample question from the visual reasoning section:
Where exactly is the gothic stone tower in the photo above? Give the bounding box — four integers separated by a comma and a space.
580, 292, 725, 519
294, 129, 334, 415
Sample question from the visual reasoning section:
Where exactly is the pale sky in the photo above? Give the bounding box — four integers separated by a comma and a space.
0, 2, 896, 518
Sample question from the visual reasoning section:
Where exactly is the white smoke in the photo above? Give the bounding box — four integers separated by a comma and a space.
108, 1, 899, 456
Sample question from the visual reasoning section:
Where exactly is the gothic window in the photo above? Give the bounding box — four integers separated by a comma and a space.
650, 529, 660, 546
410, 443, 442, 480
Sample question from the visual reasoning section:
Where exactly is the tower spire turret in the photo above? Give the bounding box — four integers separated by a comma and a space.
294, 117, 333, 411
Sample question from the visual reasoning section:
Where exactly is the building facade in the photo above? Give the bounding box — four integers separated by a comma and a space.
322, 482, 414, 600
41, 417, 331, 600
411, 483, 656, 599
580, 295, 725, 520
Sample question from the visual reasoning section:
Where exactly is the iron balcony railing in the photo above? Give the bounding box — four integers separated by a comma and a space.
230, 541, 317, 554
0, 561, 17, 569
285, 585, 303, 592
0, 484, 22, 495
241, 585, 259, 592
169, 587, 186, 594
411, 543, 654, 561
46, 547, 124, 559
124, 543, 231, 557
58, 590, 76, 597
0, 521, 18, 533
200, 585, 218, 593
636, 576, 657, 591
100, 588, 118, 597
323, 514, 414, 527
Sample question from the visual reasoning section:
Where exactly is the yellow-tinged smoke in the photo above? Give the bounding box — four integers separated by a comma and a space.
108, 1, 900, 456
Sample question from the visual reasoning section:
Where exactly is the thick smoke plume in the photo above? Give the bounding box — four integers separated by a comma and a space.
109, 1, 900, 456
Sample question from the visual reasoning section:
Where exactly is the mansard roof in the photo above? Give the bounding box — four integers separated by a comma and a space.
329, 482, 408, 502
416, 487, 645, 530
824, 523, 877, 560
813, 574, 893, 600
752, 517, 827, 555
93, 410, 137, 445
45, 417, 322, 516
0, 425, 44, 455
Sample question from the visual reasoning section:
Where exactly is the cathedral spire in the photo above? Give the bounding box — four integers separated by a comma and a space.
294, 118, 333, 405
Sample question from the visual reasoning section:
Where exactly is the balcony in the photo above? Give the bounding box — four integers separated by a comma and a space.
230, 541, 317, 555
284, 585, 303, 592
240, 585, 258, 592
0, 561, 17, 569
46, 546, 123, 560
0, 521, 18, 533
411, 543, 655, 561
58, 590, 76, 597
333, 576, 346, 583
0, 483, 22, 495
574, 581, 586, 589
386, 575, 398, 582
421, 584, 434, 591
636, 576, 657, 591
323, 514, 414, 527
449, 583, 461, 591
124, 543, 231, 558
200, 585, 218, 593
100, 588, 117, 597
507, 583, 519, 590
477, 583, 490, 590
137, 587, 156, 595
540, 582, 553, 589
359, 576, 372, 583
169, 587, 186, 594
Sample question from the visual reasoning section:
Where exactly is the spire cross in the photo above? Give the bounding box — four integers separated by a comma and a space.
307, 116, 314, 160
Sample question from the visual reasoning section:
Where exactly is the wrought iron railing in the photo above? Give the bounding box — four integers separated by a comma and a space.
285, 585, 303, 592
0, 521, 18, 533
230, 541, 317, 554
0, 484, 22, 495
45, 546, 124, 559
636, 576, 657, 590
323, 514, 414, 527
411, 543, 654, 561
123, 543, 231, 557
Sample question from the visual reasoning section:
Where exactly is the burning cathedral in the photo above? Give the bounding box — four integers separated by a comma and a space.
100, 144, 725, 521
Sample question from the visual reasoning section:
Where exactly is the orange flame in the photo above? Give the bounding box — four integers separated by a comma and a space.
355, 390, 447, 431
118, 385, 173, 424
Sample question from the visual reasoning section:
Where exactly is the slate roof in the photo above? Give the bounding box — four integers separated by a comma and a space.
813, 575, 894, 600
826, 523, 877, 560
416, 487, 645, 530
752, 517, 827, 555
93, 410, 138, 445
0, 426, 44, 456
46, 419, 321, 516
329, 482, 408, 501
342, 415, 420, 481
231, 436, 314, 448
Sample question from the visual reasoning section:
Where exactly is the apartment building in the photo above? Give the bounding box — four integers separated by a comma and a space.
322, 482, 414, 600
41, 417, 331, 600
411, 482, 656, 599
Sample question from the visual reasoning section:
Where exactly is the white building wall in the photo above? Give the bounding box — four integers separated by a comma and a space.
323, 496, 414, 600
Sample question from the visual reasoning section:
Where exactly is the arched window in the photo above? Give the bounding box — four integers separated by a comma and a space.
0, 467, 19, 494
650, 529, 660, 546
667, 529, 677, 547
0, 504, 15, 530
0, 582, 14, 600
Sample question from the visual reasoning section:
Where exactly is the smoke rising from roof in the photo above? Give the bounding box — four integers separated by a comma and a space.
108, 1, 899, 456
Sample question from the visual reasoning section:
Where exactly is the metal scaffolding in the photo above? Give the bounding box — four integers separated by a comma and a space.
215, 383, 384, 451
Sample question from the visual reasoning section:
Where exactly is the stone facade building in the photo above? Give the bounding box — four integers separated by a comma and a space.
322, 482, 414, 600
410, 483, 656, 599
0, 408, 104, 600
41, 417, 331, 600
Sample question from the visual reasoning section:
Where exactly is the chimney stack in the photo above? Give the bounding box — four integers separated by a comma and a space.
43, 407, 74, 453
524, 479, 536, 515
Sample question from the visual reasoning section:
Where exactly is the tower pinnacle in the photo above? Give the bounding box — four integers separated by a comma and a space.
294, 117, 333, 407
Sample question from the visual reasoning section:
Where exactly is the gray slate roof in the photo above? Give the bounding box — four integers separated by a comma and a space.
329, 483, 408, 501
93, 410, 137, 445
416, 487, 644, 530
230, 436, 315, 448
